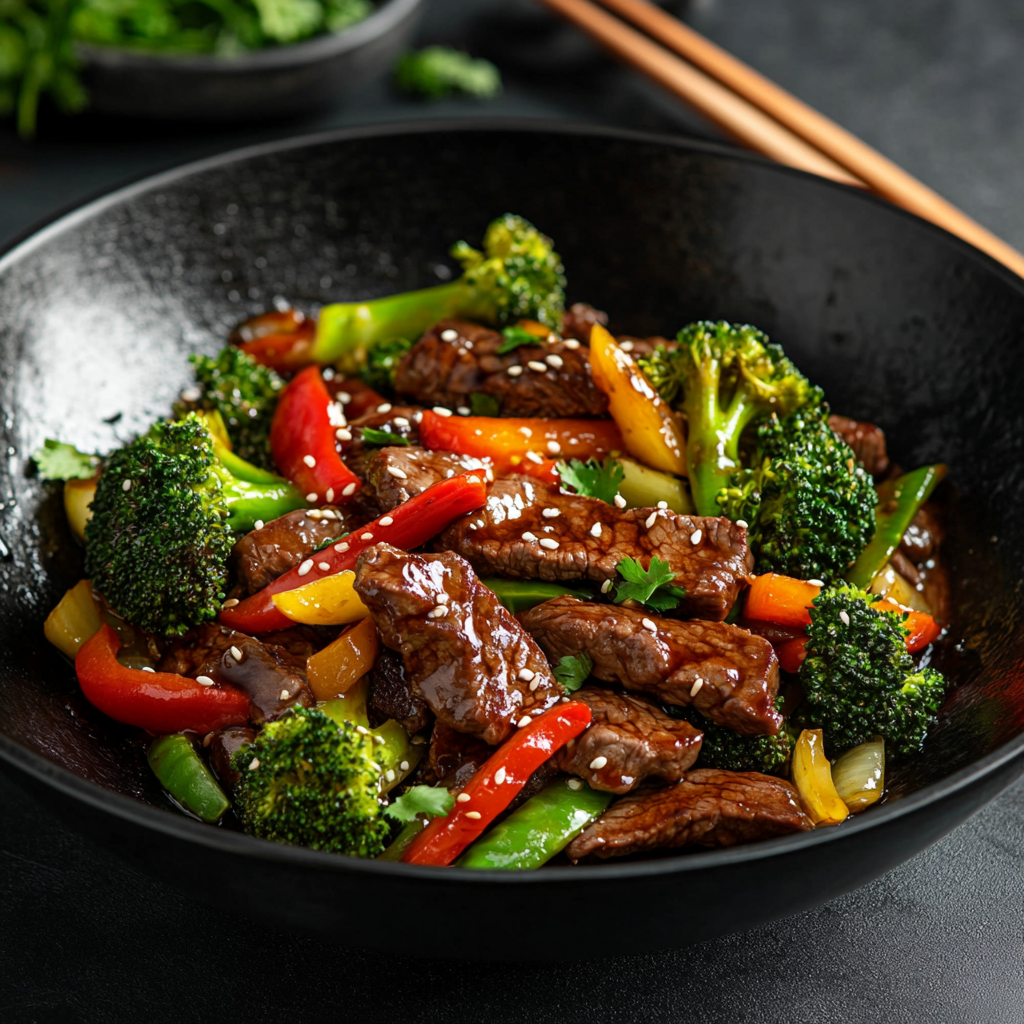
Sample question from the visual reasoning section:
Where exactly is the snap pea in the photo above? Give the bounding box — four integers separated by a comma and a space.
483, 579, 592, 614
378, 819, 428, 861
456, 778, 613, 870
147, 734, 230, 824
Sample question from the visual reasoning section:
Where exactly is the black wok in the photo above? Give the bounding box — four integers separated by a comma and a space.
1, 124, 1022, 960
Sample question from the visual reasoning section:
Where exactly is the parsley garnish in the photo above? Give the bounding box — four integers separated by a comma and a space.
383, 785, 455, 823
469, 392, 500, 417
553, 652, 593, 693
360, 427, 411, 447
614, 555, 686, 612
33, 440, 98, 481
497, 324, 542, 355
557, 457, 624, 505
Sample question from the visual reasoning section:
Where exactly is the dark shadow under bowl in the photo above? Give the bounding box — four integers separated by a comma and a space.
1, 123, 1023, 960
77, 0, 422, 120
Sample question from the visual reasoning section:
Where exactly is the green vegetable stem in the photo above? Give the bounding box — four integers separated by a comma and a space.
483, 578, 592, 614
147, 734, 230, 823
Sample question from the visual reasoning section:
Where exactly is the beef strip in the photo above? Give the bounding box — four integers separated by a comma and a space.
158, 623, 314, 723
206, 725, 257, 789
566, 769, 812, 860
519, 597, 781, 735
367, 647, 433, 735
363, 445, 490, 511
394, 319, 608, 418
354, 543, 564, 745
828, 414, 890, 478
441, 477, 753, 621
231, 506, 364, 594
561, 302, 608, 343
556, 686, 702, 793
424, 720, 492, 788
340, 404, 424, 481
900, 503, 943, 565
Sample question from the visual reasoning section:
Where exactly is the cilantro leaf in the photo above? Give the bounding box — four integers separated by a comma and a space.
383, 785, 455, 823
33, 440, 98, 481
557, 457, 625, 505
469, 392, 500, 417
553, 652, 593, 693
614, 555, 686, 612
360, 427, 411, 447
497, 324, 542, 355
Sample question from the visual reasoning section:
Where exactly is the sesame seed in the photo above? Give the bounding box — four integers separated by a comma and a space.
539, 538, 559, 550
546, 441, 561, 454
342, 482, 357, 496
456, 793, 471, 803
321, 509, 337, 520
433, 406, 453, 417
196, 675, 215, 687
306, 492, 318, 502
614, 494, 627, 508
399, 761, 410, 772
457, 406, 471, 416
567, 778, 583, 791
517, 716, 532, 727
546, 354, 564, 368
690, 529, 703, 545
248, 758, 260, 771
122, 479, 132, 492
529, 679, 540, 691
202, 732, 214, 747
302, 454, 316, 468
326, 488, 335, 503
336, 428, 352, 442
141, 666, 155, 673
379, 515, 394, 526
254, 520, 265, 531
640, 618, 660, 634
387, 466, 408, 480
385, 769, 396, 783
519, 426, 533, 438
355, 725, 369, 735
465, 811, 482, 820
601, 579, 613, 594
525, 451, 544, 464
807, 579, 825, 587
318, 561, 330, 571
620, 339, 635, 352
337, 391, 352, 404
507, 365, 524, 377
527, 360, 547, 373
657, 501, 668, 509
645, 511, 658, 528
522, 531, 538, 542
518, 668, 536, 682
222, 598, 239, 608
376, 403, 392, 414
542, 507, 560, 518
736, 519, 748, 529
280, 688, 290, 699
564, 338, 581, 349
495, 767, 507, 784
590, 522, 602, 538
297, 559, 313, 576
690, 677, 704, 697
840, 610, 851, 626
309, 510, 323, 520
440, 328, 459, 342
393, 417, 410, 427
432, 605, 449, 618
360, 532, 374, 541
334, 542, 349, 553
229, 645, 243, 661
436, 593, 450, 604
507, 507, 521, 519
589, 755, 608, 770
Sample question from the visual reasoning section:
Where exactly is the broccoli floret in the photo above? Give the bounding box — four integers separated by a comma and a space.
717, 404, 877, 580
394, 46, 502, 100
178, 346, 283, 471
231, 707, 389, 858
84, 413, 306, 635
798, 584, 947, 754
358, 336, 413, 394
640, 321, 818, 516
666, 700, 792, 775
312, 214, 566, 364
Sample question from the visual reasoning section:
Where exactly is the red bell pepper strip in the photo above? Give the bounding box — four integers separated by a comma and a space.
418, 410, 624, 477
219, 471, 488, 633
401, 701, 592, 867
270, 366, 362, 505
776, 636, 809, 674
875, 599, 944, 652
76, 625, 250, 734
235, 309, 315, 372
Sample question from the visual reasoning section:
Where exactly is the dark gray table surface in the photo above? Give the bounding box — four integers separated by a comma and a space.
2, 2, 1023, 1021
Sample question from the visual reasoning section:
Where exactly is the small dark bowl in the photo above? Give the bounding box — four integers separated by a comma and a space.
77, 0, 422, 121
2, 123, 1023, 960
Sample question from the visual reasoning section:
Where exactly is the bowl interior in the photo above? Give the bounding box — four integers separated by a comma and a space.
2, 124, 1023, 833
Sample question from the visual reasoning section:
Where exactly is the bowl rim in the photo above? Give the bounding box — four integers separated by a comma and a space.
74, 0, 421, 73
2, 118, 1023, 883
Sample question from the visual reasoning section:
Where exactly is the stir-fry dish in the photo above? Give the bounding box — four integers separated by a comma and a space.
38, 214, 952, 868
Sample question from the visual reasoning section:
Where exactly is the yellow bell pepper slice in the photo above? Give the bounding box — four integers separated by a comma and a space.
587, 323, 687, 476
306, 616, 380, 701
44, 579, 102, 659
791, 728, 849, 826
271, 569, 369, 626
64, 476, 97, 542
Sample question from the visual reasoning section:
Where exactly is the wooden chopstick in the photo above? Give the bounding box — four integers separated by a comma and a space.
541, 0, 1024, 278
537, 0, 863, 187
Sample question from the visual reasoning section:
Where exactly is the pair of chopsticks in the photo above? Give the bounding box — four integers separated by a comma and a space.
539, 0, 1024, 279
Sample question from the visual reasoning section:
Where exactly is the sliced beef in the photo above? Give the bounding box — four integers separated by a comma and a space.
424, 720, 493, 788
394, 319, 608, 418
556, 686, 702, 793
232, 507, 363, 595
441, 477, 753, 621
354, 543, 564, 745
566, 769, 812, 860
900, 503, 943, 565
367, 648, 433, 735
561, 302, 608, 343
340, 404, 424, 481
158, 623, 314, 723
363, 445, 490, 511
206, 725, 257, 789
828, 414, 890, 478
519, 597, 781, 735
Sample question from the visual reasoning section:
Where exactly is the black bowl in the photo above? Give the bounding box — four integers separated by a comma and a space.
2, 123, 1023, 960
77, 0, 422, 121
